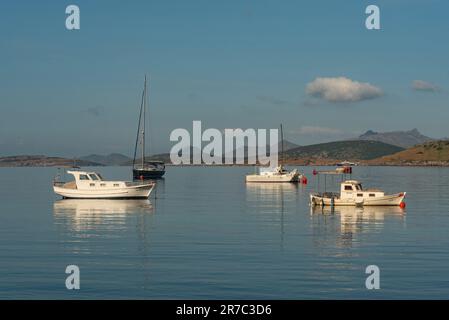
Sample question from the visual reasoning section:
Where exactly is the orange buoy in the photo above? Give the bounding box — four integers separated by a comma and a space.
399, 202, 406, 209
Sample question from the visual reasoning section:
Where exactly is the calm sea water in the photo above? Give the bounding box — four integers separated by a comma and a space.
1, 166, 449, 299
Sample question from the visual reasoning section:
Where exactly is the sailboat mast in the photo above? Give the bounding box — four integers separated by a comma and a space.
147, 75, 150, 157
280, 124, 284, 164
142, 75, 146, 169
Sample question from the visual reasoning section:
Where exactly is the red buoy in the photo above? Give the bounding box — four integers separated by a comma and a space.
140, 175, 144, 181
302, 176, 308, 184
312, 169, 317, 176
399, 202, 406, 209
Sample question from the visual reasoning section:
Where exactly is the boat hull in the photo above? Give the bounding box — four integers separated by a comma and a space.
310, 192, 406, 206
246, 172, 301, 183
133, 169, 165, 179
53, 184, 154, 199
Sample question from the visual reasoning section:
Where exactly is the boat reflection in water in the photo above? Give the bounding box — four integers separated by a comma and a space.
53, 199, 153, 232
245, 182, 303, 215
310, 205, 406, 248
245, 182, 303, 203
245, 182, 304, 250
53, 199, 155, 289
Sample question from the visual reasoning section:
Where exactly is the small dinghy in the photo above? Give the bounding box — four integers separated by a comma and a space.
53, 170, 154, 199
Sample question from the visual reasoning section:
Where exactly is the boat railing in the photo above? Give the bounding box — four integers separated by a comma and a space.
53, 181, 66, 187
125, 181, 155, 187
319, 192, 340, 198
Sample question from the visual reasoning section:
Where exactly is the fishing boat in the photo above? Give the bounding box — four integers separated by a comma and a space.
132, 76, 165, 179
53, 170, 154, 199
245, 124, 302, 183
310, 180, 406, 206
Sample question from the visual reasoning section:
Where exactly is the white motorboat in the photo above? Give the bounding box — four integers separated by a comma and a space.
53, 170, 154, 199
337, 161, 358, 167
310, 180, 406, 206
246, 165, 301, 182
245, 124, 303, 183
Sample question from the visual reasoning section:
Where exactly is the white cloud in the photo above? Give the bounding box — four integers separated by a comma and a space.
412, 80, 440, 92
306, 77, 383, 102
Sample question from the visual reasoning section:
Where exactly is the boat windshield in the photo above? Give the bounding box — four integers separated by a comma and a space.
89, 173, 101, 181
356, 184, 362, 190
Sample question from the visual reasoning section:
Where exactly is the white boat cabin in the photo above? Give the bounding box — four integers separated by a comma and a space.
340, 180, 385, 201
58, 170, 134, 190
258, 166, 288, 176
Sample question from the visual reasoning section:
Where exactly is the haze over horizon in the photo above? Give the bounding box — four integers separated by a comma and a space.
1, 0, 448, 157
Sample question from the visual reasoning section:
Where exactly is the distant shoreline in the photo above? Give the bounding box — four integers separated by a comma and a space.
2, 152, 449, 168
2, 162, 449, 168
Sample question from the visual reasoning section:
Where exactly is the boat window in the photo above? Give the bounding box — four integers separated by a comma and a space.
79, 174, 90, 180
96, 174, 103, 180
357, 193, 363, 197
344, 185, 353, 191
100, 183, 106, 187
90, 183, 95, 187
355, 184, 362, 190
89, 174, 99, 181
369, 193, 376, 197
113, 183, 119, 187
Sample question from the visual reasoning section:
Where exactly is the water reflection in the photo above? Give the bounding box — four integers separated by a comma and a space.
310, 205, 406, 248
53, 199, 155, 289
245, 183, 303, 250
53, 199, 153, 232
245, 183, 301, 204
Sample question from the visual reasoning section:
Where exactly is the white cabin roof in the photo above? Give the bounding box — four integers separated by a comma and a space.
343, 180, 361, 185
66, 170, 103, 181
67, 170, 97, 176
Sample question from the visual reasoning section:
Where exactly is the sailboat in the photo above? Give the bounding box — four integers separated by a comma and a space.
245, 124, 302, 183
132, 76, 166, 180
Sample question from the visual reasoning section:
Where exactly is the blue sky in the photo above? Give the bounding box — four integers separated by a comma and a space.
0, 0, 448, 157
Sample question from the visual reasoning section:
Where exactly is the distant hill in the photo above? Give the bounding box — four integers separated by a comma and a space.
0, 155, 102, 167
277, 139, 301, 151
80, 153, 131, 166
285, 140, 404, 161
357, 128, 433, 148
369, 140, 449, 165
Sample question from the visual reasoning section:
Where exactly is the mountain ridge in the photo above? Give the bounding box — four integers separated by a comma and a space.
357, 128, 433, 148
79, 153, 132, 166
